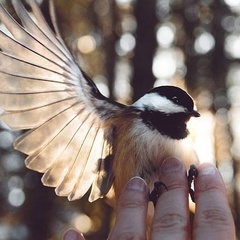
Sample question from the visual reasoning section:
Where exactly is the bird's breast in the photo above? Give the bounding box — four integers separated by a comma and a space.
110, 117, 185, 198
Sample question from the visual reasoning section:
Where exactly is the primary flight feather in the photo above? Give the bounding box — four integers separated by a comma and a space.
0, 0, 199, 202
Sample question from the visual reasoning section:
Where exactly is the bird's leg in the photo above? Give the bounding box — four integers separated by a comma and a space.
149, 165, 198, 206
187, 164, 198, 202
149, 181, 168, 207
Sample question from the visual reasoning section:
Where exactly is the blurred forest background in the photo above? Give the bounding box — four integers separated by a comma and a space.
0, 0, 240, 239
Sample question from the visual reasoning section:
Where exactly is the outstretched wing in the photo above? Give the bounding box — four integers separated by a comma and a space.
0, 0, 124, 201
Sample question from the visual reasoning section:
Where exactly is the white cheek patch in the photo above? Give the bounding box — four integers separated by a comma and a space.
132, 92, 186, 114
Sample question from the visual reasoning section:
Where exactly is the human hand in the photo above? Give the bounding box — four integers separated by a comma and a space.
64, 157, 236, 240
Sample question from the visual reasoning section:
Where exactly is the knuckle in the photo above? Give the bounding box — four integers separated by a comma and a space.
119, 198, 145, 209
170, 180, 186, 190
200, 208, 231, 225
118, 192, 146, 209
152, 213, 186, 230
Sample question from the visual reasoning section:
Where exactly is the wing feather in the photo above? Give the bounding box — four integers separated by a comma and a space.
15, 103, 85, 156
0, 0, 125, 201
89, 140, 112, 202
0, 73, 70, 92
1, 98, 77, 129
40, 119, 92, 187
0, 4, 68, 67
54, 121, 98, 197
0, 31, 66, 73
68, 128, 105, 201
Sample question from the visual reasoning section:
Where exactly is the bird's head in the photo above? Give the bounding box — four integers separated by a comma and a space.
132, 86, 200, 139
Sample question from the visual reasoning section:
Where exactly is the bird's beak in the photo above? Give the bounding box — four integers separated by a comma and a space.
190, 110, 200, 118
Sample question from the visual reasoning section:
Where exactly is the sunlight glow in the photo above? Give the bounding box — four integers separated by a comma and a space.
153, 49, 185, 79
153, 50, 176, 78
192, 111, 216, 164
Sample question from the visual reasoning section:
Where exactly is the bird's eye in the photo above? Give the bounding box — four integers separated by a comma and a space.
172, 96, 179, 104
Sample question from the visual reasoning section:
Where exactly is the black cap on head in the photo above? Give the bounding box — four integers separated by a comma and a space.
148, 86, 195, 113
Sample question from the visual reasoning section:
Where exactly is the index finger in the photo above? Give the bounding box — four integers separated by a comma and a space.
193, 163, 236, 240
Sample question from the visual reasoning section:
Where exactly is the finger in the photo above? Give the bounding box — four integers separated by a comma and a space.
151, 157, 189, 240
63, 228, 85, 240
193, 163, 235, 240
108, 177, 149, 240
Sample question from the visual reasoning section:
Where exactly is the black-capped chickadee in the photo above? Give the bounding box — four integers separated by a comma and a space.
0, 0, 200, 202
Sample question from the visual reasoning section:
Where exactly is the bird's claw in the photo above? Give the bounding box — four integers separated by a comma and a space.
149, 164, 198, 206
187, 164, 198, 202
149, 181, 168, 207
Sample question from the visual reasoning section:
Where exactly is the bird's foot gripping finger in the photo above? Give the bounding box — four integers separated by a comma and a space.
149, 181, 168, 207
187, 164, 198, 202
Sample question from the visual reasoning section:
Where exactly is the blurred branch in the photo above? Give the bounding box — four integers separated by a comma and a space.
132, 0, 157, 101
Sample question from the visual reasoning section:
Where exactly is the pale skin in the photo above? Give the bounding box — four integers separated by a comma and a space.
63, 157, 236, 240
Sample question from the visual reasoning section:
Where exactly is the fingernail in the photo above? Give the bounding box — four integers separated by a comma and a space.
161, 157, 184, 173
126, 176, 148, 192
200, 163, 216, 176
196, 163, 225, 193
64, 229, 83, 240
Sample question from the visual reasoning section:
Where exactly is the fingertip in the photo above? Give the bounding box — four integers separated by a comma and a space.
198, 162, 217, 176
64, 228, 85, 240
160, 157, 185, 173
125, 176, 149, 193
157, 156, 187, 193
195, 162, 226, 194
118, 176, 149, 208
193, 163, 235, 239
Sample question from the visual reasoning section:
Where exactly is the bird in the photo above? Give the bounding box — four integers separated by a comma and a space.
0, 0, 200, 203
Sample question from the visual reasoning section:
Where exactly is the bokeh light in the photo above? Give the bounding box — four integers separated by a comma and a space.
72, 213, 93, 234
225, 34, 240, 58
224, 0, 240, 13
2, 153, 24, 172
114, 59, 132, 102
115, 33, 136, 56
156, 23, 175, 48
77, 35, 97, 54
8, 188, 25, 207
0, 130, 14, 149
153, 49, 184, 79
194, 32, 215, 54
